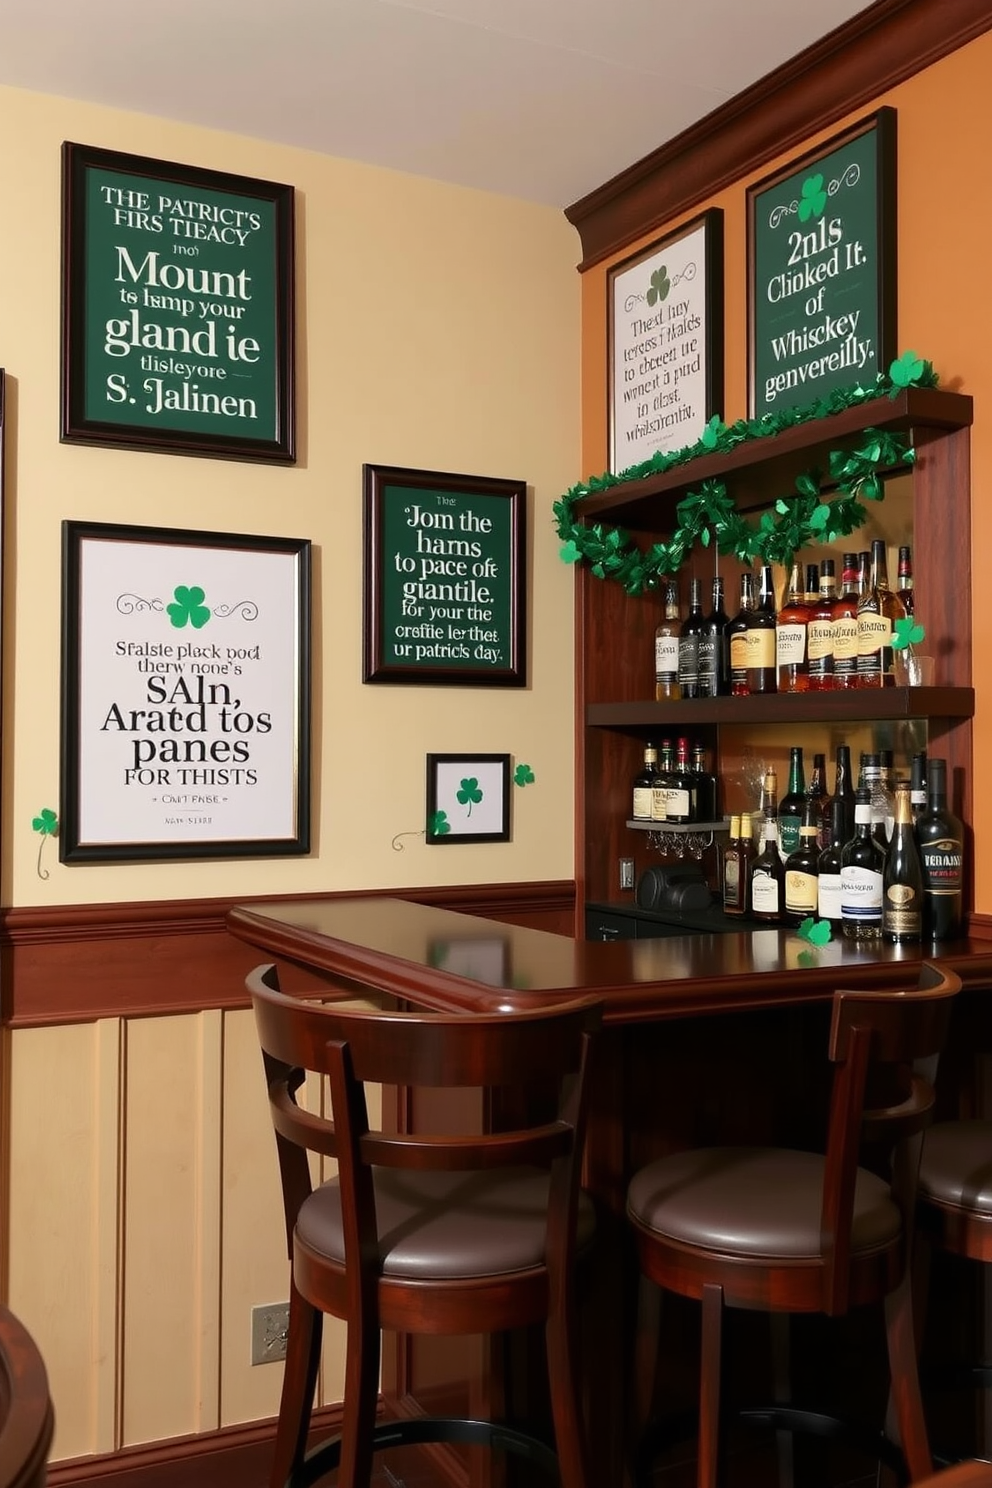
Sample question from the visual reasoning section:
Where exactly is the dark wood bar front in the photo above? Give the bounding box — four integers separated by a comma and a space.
227, 898, 992, 1485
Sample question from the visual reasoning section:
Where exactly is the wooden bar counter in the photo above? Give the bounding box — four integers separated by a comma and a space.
226, 897, 992, 1485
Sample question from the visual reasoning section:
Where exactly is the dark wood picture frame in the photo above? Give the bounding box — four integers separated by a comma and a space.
60, 520, 311, 863
363, 464, 526, 687
607, 209, 724, 473
426, 753, 511, 844
747, 108, 896, 418
60, 142, 295, 463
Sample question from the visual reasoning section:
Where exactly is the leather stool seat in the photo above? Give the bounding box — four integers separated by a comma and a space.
628, 1147, 900, 1260
297, 1166, 597, 1279
918, 1121, 992, 1215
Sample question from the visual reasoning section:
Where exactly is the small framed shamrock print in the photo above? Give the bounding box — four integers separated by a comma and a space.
60, 520, 310, 862
426, 753, 510, 844
607, 209, 723, 473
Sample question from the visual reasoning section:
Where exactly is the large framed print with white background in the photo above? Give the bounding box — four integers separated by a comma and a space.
60, 522, 310, 863
60, 142, 295, 462
747, 108, 896, 418
607, 209, 723, 474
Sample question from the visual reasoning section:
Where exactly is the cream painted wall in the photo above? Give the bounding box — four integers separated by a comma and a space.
0, 83, 580, 908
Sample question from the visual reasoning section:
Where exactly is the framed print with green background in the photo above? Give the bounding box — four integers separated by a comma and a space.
61, 142, 295, 462
60, 521, 310, 863
363, 465, 526, 686
608, 209, 723, 473
747, 108, 896, 417
426, 754, 510, 844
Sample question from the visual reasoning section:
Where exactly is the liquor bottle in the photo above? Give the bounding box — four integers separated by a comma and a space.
805, 562, 820, 606
778, 746, 806, 858
807, 559, 837, 691
678, 578, 704, 700
830, 743, 857, 847
632, 742, 658, 821
859, 751, 894, 848
746, 564, 778, 694
697, 576, 729, 697
910, 751, 928, 823
750, 770, 784, 923
883, 782, 923, 943
727, 571, 755, 697
817, 798, 848, 929
832, 552, 861, 690
654, 581, 681, 701
665, 736, 695, 824
776, 560, 810, 694
916, 757, 965, 941
650, 739, 673, 824
722, 816, 746, 915
807, 751, 830, 850
737, 814, 756, 914
784, 801, 821, 927
691, 743, 718, 823
840, 787, 885, 940
857, 539, 906, 687
897, 544, 914, 616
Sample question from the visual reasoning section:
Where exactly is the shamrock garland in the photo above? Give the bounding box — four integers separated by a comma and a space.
554, 353, 937, 596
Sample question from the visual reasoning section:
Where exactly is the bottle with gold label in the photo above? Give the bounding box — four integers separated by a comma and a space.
632, 742, 658, 821
784, 801, 821, 926
722, 815, 745, 915
831, 552, 861, 689
883, 782, 923, 943
727, 570, 754, 697
746, 564, 778, 694
857, 539, 905, 687
776, 560, 809, 693
654, 581, 681, 701
807, 559, 837, 690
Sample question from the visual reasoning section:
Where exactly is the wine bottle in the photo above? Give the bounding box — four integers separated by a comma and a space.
776, 560, 809, 694
910, 751, 928, 823
691, 742, 717, 823
817, 798, 847, 929
727, 571, 754, 697
831, 552, 861, 690
857, 539, 906, 688
807, 558, 837, 691
665, 736, 695, 824
840, 786, 885, 940
830, 743, 856, 848
807, 751, 830, 850
632, 742, 658, 821
897, 544, 914, 616
783, 801, 821, 926
697, 576, 729, 697
654, 580, 681, 701
916, 757, 965, 941
883, 782, 923, 943
678, 578, 704, 700
750, 771, 784, 924
778, 745, 806, 858
746, 564, 778, 694
722, 815, 746, 916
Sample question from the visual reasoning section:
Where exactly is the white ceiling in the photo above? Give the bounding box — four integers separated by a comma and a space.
1, 0, 874, 207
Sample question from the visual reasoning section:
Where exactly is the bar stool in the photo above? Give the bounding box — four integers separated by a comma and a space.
626, 963, 960, 1488
0, 1304, 54, 1488
248, 962, 602, 1488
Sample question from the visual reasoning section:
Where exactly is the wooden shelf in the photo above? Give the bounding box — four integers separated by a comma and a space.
588, 687, 974, 730
626, 819, 730, 834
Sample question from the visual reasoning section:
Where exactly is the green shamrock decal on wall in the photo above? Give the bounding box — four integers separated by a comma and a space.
429, 810, 450, 837
797, 174, 827, 221
514, 764, 535, 786
167, 585, 211, 630
456, 777, 484, 817
32, 807, 59, 881
646, 266, 670, 306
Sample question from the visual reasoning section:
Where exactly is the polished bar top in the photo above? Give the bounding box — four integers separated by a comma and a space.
227, 897, 992, 1023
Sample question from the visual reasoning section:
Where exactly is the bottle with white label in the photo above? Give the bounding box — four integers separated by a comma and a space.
776, 561, 809, 693
817, 798, 847, 929
840, 787, 885, 939
632, 743, 658, 821
749, 770, 783, 923
654, 581, 681, 701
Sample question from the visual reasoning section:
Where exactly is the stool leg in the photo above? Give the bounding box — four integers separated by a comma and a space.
546, 1287, 591, 1488
698, 1283, 725, 1488
338, 1307, 381, 1488
271, 1282, 323, 1488
884, 1271, 933, 1482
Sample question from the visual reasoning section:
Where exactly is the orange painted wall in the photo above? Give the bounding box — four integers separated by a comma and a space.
579, 29, 991, 909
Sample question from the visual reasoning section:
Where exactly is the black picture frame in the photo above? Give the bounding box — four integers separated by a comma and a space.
607, 209, 724, 473
425, 754, 511, 844
60, 142, 295, 463
747, 108, 896, 418
363, 464, 526, 687
60, 520, 310, 862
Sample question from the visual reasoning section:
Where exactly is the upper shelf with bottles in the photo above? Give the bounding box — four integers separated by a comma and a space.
579, 387, 973, 531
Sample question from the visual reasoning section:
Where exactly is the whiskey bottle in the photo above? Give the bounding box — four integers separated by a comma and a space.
784, 801, 821, 926
857, 539, 906, 687
859, 750, 894, 848
746, 564, 778, 694
697, 576, 729, 697
778, 746, 806, 858
678, 578, 704, 700
632, 742, 658, 821
804, 562, 820, 606
831, 552, 861, 690
883, 782, 923, 943
840, 787, 885, 940
776, 560, 810, 694
654, 581, 681, 701
817, 798, 848, 929
916, 758, 965, 941
750, 771, 784, 923
665, 737, 695, 824
897, 544, 914, 616
807, 558, 837, 691
727, 571, 755, 697
650, 739, 673, 824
